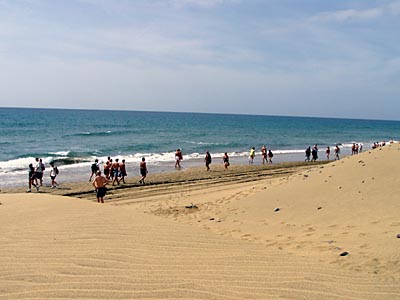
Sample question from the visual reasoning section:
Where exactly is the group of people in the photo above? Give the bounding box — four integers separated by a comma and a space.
351, 143, 363, 155
305, 144, 341, 162
89, 157, 128, 186
203, 151, 230, 171
29, 141, 381, 201
27, 157, 59, 192
247, 146, 274, 165
90, 156, 147, 203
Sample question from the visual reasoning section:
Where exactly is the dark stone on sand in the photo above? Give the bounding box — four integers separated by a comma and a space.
209, 218, 215, 221
396, 234, 400, 238
185, 204, 198, 209
274, 208, 280, 212
340, 251, 349, 257
317, 207, 322, 210
303, 174, 308, 178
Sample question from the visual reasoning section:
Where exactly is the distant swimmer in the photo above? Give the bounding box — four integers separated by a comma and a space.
175, 149, 183, 169
223, 152, 230, 170
205, 150, 212, 171
92, 170, 109, 203
261, 145, 267, 164
139, 157, 148, 184
249, 147, 255, 164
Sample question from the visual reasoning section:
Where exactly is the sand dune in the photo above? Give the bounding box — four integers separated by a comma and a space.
1, 145, 399, 299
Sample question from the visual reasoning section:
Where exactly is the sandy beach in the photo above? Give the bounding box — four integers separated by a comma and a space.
1, 144, 399, 299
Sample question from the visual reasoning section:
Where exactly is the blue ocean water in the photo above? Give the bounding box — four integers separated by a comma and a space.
1, 107, 399, 187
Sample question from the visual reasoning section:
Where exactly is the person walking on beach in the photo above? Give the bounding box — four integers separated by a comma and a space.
119, 159, 127, 184
305, 146, 311, 162
103, 159, 111, 179
34, 158, 44, 186
89, 159, 99, 181
334, 145, 340, 160
325, 146, 331, 160
27, 163, 38, 192
205, 151, 212, 171
267, 149, 273, 164
223, 152, 230, 171
311, 145, 318, 162
249, 147, 255, 164
139, 157, 148, 184
109, 159, 114, 181
175, 149, 183, 169
92, 170, 109, 203
261, 145, 267, 164
49, 162, 59, 189
351, 143, 357, 155
112, 158, 120, 186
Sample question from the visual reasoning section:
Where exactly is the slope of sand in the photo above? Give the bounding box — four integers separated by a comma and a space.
0, 145, 399, 299
145, 144, 400, 279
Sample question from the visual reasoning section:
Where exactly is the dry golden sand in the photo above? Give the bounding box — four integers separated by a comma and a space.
1, 145, 400, 299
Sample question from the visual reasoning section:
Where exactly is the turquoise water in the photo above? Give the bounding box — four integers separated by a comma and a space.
1, 107, 399, 187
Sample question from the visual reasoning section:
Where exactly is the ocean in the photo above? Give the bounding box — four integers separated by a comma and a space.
1, 107, 399, 188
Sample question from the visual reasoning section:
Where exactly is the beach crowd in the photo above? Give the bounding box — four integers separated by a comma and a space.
27, 141, 389, 202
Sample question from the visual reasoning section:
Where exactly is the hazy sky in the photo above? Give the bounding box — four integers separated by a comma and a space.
0, 0, 399, 120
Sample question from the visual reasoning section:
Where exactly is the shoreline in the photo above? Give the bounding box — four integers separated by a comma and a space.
2, 160, 328, 197
1, 148, 349, 189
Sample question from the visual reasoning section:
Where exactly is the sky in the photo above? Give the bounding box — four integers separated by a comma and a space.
0, 0, 399, 120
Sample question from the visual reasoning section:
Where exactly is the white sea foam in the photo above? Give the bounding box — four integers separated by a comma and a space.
48, 151, 70, 156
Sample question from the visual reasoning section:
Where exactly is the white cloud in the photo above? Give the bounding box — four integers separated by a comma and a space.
311, 8, 382, 22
